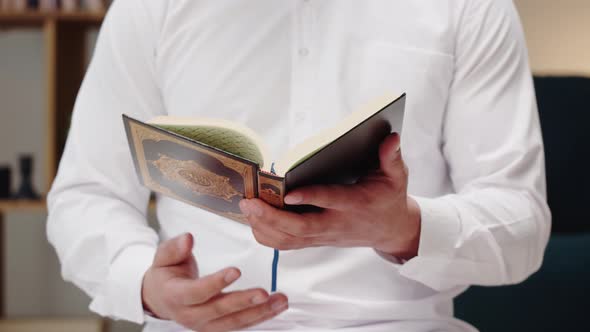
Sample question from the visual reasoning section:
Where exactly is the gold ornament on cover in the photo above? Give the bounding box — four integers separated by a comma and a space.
151, 154, 241, 202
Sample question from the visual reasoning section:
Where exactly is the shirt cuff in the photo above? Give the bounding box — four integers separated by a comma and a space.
413, 195, 461, 258
89, 244, 157, 324
398, 195, 462, 290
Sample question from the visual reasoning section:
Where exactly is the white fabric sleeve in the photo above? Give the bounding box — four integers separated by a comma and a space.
47, 0, 168, 323
398, 0, 551, 291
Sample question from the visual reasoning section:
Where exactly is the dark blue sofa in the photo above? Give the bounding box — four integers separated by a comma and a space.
454, 76, 590, 331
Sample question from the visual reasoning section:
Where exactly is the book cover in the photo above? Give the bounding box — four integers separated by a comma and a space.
124, 117, 259, 224
123, 93, 406, 222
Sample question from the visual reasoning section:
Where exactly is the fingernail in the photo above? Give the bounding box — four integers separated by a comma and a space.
251, 294, 268, 305
392, 132, 401, 152
270, 298, 288, 313
224, 269, 240, 283
240, 200, 263, 217
239, 200, 250, 217
284, 193, 302, 205
177, 233, 190, 251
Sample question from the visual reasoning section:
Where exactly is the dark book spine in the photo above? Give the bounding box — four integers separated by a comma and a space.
257, 171, 285, 209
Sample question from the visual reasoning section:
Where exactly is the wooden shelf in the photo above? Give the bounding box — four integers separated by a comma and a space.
0, 11, 105, 28
0, 7, 108, 318
0, 199, 155, 213
0, 199, 47, 213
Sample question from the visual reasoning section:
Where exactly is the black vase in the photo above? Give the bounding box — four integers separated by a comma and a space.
14, 155, 40, 200
0, 166, 11, 199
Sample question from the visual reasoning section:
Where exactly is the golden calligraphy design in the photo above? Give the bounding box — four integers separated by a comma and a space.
151, 154, 241, 202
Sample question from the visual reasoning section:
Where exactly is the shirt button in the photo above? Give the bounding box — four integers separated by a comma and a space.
298, 48, 309, 57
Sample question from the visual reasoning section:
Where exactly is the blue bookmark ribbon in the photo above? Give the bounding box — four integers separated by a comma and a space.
271, 249, 279, 292
270, 162, 280, 292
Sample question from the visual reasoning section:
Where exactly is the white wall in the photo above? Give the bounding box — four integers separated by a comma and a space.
514, 0, 590, 76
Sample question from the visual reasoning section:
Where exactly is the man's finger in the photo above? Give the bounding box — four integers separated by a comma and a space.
378, 132, 407, 182
194, 289, 269, 322
251, 224, 309, 250
242, 199, 328, 237
153, 233, 194, 267
199, 293, 288, 332
283, 184, 360, 210
233, 302, 288, 330
170, 267, 241, 306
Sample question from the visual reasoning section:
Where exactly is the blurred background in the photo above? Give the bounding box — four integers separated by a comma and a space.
0, 0, 588, 332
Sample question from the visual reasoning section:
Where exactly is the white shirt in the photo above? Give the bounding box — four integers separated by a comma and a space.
47, 1, 551, 331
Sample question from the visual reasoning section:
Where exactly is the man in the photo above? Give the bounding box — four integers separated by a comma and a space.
47, 1, 551, 331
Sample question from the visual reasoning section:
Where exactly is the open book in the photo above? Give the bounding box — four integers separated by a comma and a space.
123, 93, 405, 223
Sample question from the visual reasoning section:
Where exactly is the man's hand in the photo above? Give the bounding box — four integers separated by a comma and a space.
239, 133, 421, 260
142, 233, 289, 332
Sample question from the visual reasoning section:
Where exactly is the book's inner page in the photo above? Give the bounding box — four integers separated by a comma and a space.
149, 116, 269, 168
273, 93, 401, 176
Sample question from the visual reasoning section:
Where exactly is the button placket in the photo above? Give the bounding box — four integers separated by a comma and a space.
299, 0, 315, 128
289, 0, 316, 146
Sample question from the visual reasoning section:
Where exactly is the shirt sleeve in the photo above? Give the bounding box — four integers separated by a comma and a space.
398, 0, 551, 291
47, 0, 167, 323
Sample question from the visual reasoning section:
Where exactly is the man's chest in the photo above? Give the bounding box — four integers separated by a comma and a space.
153, 1, 458, 160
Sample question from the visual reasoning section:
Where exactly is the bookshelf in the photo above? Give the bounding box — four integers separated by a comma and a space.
0, 11, 104, 26
0, 11, 104, 210
0, 10, 105, 316
0, 199, 47, 212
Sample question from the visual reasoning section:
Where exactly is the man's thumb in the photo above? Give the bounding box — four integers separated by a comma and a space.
379, 133, 406, 181
153, 233, 194, 267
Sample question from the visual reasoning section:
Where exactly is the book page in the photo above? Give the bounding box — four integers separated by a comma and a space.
273, 93, 401, 176
149, 116, 268, 168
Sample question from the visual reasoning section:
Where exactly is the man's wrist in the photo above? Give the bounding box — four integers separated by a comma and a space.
374, 196, 422, 260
